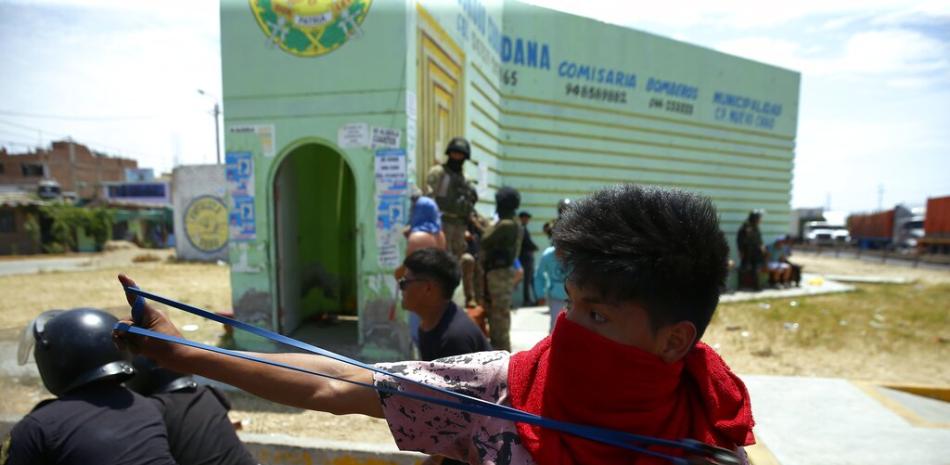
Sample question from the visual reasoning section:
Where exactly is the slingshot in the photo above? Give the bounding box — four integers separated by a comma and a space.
116, 286, 740, 465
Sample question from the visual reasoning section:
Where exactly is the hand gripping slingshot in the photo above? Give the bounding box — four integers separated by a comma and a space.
117, 287, 740, 465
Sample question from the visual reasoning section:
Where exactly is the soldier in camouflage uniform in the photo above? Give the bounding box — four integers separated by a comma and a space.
479, 186, 523, 352
426, 137, 478, 301
461, 211, 490, 308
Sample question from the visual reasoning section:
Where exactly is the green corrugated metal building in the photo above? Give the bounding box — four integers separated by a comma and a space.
220, 0, 799, 358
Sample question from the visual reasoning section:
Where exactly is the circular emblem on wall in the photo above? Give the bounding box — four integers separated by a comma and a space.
184, 196, 228, 253
250, 0, 373, 57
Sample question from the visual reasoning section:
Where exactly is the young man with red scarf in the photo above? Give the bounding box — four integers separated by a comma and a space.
115, 184, 755, 465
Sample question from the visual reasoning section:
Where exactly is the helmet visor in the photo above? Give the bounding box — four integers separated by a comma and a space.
17, 310, 63, 365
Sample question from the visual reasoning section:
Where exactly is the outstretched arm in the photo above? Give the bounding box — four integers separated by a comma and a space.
113, 275, 383, 417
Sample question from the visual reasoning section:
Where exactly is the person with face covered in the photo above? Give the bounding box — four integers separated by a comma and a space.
114, 184, 755, 465
477, 187, 524, 352
425, 138, 478, 299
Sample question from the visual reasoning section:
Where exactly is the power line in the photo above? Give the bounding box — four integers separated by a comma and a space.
0, 123, 45, 138
0, 135, 40, 146
0, 139, 41, 148
0, 109, 161, 121
0, 119, 46, 133
0, 119, 161, 160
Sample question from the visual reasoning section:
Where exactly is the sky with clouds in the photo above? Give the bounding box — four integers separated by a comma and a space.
1, 0, 947, 213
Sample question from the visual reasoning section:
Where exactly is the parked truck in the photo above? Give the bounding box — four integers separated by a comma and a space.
920, 196, 950, 254
848, 204, 923, 250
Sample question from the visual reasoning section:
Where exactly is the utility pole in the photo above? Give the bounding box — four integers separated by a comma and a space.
213, 102, 221, 165
877, 184, 884, 211
198, 89, 222, 164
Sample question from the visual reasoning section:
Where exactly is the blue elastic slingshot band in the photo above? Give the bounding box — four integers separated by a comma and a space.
116, 287, 739, 465
130, 292, 145, 325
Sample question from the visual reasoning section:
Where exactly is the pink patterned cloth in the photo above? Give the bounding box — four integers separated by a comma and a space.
374, 351, 535, 465
373, 351, 749, 465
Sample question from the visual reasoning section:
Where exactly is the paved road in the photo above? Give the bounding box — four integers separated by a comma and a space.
796, 247, 950, 271
0, 257, 92, 276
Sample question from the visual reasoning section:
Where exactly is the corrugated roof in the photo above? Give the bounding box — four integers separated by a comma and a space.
0, 191, 45, 208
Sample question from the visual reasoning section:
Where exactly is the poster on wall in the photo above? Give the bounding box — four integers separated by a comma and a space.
375, 196, 403, 269
374, 148, 407, 192
406, 91, 417, 184
370, 126, 401, 149
374, 149, 407, 269
226, 151, 256, 241
229, 124, 276, 157
338, 123, 369, 148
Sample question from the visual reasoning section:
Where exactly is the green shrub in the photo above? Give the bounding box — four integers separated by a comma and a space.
39, 204, 113, 253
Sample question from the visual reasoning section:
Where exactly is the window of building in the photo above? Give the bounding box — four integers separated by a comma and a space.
107, 183, 167, 199
21, 163, 44, 177
0, 210, 15, 233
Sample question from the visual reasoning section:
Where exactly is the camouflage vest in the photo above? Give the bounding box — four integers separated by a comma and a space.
427, 165, 475, 221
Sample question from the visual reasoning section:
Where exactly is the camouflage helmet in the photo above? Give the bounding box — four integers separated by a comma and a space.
444, 137, 471, 159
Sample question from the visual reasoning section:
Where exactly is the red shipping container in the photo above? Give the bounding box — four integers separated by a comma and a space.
925, 196, 950, 236
849, 210, 894, 239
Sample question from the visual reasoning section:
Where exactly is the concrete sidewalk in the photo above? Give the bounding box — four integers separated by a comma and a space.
720, 273, 854, 303
744, 376, 950, 465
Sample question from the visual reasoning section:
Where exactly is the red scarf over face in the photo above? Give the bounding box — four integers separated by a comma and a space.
508, 313, 755, 465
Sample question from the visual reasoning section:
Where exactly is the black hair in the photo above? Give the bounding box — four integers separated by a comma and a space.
552, 184, 729, 339
403, 248, 461, 300
495, 186, 521, 217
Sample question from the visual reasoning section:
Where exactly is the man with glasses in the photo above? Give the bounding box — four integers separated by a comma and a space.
398, 248, 491, 362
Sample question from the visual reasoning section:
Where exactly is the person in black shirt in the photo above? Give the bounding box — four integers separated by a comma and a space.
736, 210, 765, 290
127, 357, 258, 465
3, 308, 178, 465
399, 248, 491, 362
518, 210, 539, 306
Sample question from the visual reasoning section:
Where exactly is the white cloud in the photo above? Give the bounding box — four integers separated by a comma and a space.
525, 0, 946, 31
713, 37, 810, 71
714, 28, 949, 82
841, 29, 949, 75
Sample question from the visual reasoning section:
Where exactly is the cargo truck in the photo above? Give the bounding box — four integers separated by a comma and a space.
848, 204, 922, 250
920, 196, 950, 253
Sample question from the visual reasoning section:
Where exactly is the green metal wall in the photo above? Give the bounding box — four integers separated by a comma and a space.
221, 0, 799, 358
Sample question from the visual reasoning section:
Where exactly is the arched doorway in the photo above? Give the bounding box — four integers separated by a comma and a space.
273, 143, 358, 335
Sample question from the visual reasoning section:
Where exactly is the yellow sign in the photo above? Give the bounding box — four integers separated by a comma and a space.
250, 0, 373, 57
184, 196, 228, 253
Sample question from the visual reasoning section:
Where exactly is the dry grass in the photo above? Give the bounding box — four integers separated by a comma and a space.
706, 253, 950, 385
132, 253, 163, 263
0, 262, 231, 345
0, 259, 398, 444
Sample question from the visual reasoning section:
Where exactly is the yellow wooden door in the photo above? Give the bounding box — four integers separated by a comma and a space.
417, 5, 465, 187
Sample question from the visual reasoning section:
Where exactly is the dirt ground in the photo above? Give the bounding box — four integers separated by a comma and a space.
707, 252, 950, 385
1, 248, 947, 445
0, 247, 397, 445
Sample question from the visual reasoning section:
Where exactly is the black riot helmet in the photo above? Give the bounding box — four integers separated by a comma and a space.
444, 137, 471, 159
18, 308, 134, 396
495, 186, 521, 217
557, 198, 573, 217
126, 355, 197, 395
